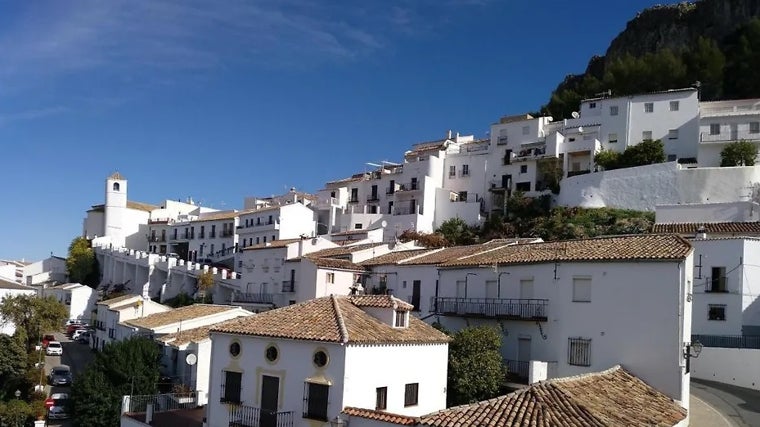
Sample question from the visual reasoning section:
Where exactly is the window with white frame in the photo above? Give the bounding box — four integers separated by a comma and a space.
449, 165, 456, 178
608, 133, 618, 143
644, 102, 654, 113
670, 101, 679, 111
461, 164, 470, 177
394, 310, 407, 327
642, 131, 653, 141
326, 272, 335, 284
609, 105, 618, 116
710, 123, 720, 135
668, 129, 679, 139
751, 122, 760, 134
572, 277, 591, 302
568, 337, 591, 366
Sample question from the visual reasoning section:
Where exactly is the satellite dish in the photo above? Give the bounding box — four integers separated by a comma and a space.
571, 111, 579, 119
578, 126, 584, 133
381, 220, 388, 228
185, 353, 197, 366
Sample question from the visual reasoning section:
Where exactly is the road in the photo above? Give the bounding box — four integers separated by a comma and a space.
691, 378, 760, 427
44, 331, 95, 427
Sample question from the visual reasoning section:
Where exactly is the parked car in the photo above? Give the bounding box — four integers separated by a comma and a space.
46, 341, 63, 356
76, 332, 91, 344
66, 324, 88, 336
47, 392, 70, 420
48, 365, 72, 386
42, 334, 56, 348
65, 319, 83, 327
71, 329, 90, 341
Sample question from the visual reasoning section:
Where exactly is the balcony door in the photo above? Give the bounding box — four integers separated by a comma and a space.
519, 279, 534, 299
456, 280, 467, 299
411, 280, 421, 311
485, 280, 498, 299
516, 337, 532, 378
260, 375, 280, 427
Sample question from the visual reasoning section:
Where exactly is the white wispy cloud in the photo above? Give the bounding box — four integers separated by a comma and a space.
0, 106, 70, 126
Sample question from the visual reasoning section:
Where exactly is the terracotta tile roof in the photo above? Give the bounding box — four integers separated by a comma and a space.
419, 366, 686, 427
349, 295, 414, 311
331, 228, 373, 236
127, 200, 159, 212
193, 210, 243, 222
241, 238, 303, 252
360, 249, 434, 266
326, 174, 366, 186
306, 243, 386, 259
342, 407, 418, 425
211, 296, 450, 345
406, 139, 448, 156
159, 325, 216, 347
123, 304, 239, 329
98, 294, 141, 307
399, 240, 511, 266
305, 257, 366, 272
652, 222, 760, 235
440, 234, 692, 267
0, 278, 34, 291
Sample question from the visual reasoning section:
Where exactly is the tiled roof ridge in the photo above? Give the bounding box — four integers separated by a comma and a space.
332, 295, 349, 344
396, 247, 445, 264
442, 242, 515, 264
342, 407, 419, 425
545, 364, 622, 384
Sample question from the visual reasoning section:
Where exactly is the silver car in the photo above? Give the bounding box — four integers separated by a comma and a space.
49, 365, 72, 386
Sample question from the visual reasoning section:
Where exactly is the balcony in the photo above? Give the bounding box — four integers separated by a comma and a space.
367, 195, 380, 203
396, 182, 420, 192
147, 235, 167, 243
95, 321, 106, 331
497, 136, 509, 145
210, 232, 216, 238
282, 281, 295, 293
229, 405, 294, 427
222, 230, 235, 237
514, 146, 546, 161
231, 292, 275, 305
692, 334, 760, 349
122, 392, 204, 427
348, 197, 359, 204
385, 187, 395, 195
701, 130, 760, 143
505, 359, 529, 381
393, 206, 421, 216
432, 297, 548, 321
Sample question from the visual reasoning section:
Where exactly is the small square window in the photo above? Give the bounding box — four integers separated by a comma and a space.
589, 102, 597, 109
668, 129, 679, 139
520, 165, 528, 174
608, 133, 618, 143
394, 310, 407, 327
568, 338, 591, 366
642, 131, 653, 141
458, 191, 468, 202
708, 305, 726, 321
326, 272, 335, 284
644, 103, 654, 113
609, 105, 618, 116
572, 277, 591, 302
404, 383, 419, 407
670, 101, 679, 111
751, 122, 760, 134
710, 124, 720, 135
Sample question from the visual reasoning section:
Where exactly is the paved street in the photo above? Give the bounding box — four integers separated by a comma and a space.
44, 331, 95, 427
691, 378, 760, 427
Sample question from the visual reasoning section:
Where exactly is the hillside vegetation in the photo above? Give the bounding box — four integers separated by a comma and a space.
541, 0, 760, 119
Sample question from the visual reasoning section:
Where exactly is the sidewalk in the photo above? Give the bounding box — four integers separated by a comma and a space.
690, 394, 737, 427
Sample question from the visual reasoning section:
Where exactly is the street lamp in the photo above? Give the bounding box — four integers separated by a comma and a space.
684, 341, 703, 373
464, 273, 478, 299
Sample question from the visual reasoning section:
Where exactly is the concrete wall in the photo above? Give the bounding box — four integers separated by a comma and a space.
558, 163, 760, 211
656, 201, 760, 223
692, 347, 760, 390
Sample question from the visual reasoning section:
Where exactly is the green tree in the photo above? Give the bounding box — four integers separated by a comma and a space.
447, 326, 505, 406
594, 149, 622, 170
725, 19, 760, 99
0, 334, 28, 400
720, 140, 758, 166
684, 36, 725, 100
619, 138, 665, 167
0, 399, 33, 427
66, 236, 99, 287
0, 295, 67, 350
70, 337, 160, 427
436, 218, 478, 246
197, 271, 215, 302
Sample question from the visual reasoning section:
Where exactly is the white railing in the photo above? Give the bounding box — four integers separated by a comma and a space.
700, 130, 760, 143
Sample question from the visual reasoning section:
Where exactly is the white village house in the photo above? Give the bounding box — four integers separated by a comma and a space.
91, 294, 170, 351
45, 283, 97, 322
0, 278, 37, 335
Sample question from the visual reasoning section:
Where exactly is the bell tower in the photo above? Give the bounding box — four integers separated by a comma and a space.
104, 172, 128, 246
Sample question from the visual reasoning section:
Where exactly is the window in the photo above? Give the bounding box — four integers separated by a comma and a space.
515, 182, 531, 192
112, 182, 120, 191
710, 267, 727, 292
522, 126, 529, 135
642, 131, 652, 141
667, 154, 677, 161
461, 164, 470, 177
326, 272, 335, 284
608, 133, 618, 143
670, 101, 680, 111
449, 165, 456, 178
394, 310, 407, 327
354, 223, 363, 230
404, 383, 419, 407
668, 129, 679, 139
589, 102, 597, 109
751, 122, 760, 134
458, 191, 468, 202
375, 387, 388, 410
572, 277, 591, 302
708, 304, 726, 321
609, 105, 618, 116
710, 123, 720, 135
520, 165, 528, 174
313, 350, 329, 368
568, 338, 591, 366
644, 102, 654, 113
265, 345, 278, 362
221, 371, 242, 404
229, 342, 241, 357
303, 382, 329, 421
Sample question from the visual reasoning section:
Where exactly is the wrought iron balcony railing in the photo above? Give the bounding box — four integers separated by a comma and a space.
432, 297, 548, 321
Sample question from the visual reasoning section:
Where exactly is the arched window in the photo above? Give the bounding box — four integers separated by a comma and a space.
113, 182, 120, 191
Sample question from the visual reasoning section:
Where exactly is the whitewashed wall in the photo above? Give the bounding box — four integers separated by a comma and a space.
692, 347, 760, 390
656, 201, 760, 223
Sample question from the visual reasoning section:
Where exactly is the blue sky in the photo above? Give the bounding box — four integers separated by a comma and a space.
0, 0, 679, 261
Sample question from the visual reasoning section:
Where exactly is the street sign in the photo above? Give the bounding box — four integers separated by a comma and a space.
44, 398, 54, 409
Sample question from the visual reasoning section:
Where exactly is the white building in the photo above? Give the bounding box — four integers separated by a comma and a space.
91, 294, 170, 351
237, 202, 317, 250
428, 234, 693, 408
206, 295, 450, 427
45, 283, 96, 322
698, 98, 760, 167
22, 256, 67, 287
0, 278, 37, 335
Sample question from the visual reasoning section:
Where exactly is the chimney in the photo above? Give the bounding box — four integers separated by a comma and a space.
447, 130, 452, 139
695, 226, 707, 240
528, 360, 548, 384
